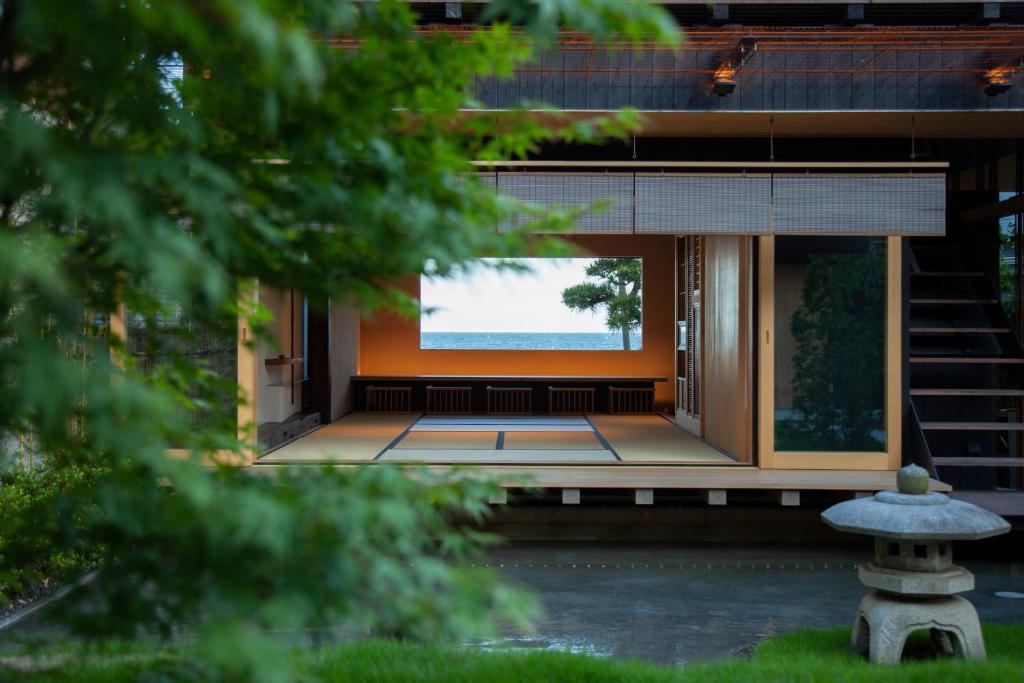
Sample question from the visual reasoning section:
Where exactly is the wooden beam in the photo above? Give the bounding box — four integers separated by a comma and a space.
886, 235, 902, 472
472, 160, 949, 170
255, 463, 953, 492
757, 236, 775, 469
462, 110, 1024, 139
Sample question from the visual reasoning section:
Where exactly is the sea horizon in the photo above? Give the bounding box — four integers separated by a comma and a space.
421, 331, 643, 351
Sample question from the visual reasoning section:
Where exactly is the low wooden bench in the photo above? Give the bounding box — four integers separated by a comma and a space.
353, 375, 666, 415
365, 385, 412, 414
487, 386, 532, 415
426, 386, 473, 415
608, 387, 655, 414
549, 387, 595, 415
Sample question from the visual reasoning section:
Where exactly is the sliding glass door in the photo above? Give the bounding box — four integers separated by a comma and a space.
758, 236, 902, 470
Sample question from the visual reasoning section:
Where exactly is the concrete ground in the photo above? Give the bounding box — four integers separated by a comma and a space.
483, 543, 1024, 665
3, 543, 1022, 666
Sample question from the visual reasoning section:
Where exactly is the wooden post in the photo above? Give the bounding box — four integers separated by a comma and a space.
237, 281, 259, 466
108, 302, 127, 369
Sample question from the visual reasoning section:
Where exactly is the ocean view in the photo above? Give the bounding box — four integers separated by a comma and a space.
421, 331, 643, 351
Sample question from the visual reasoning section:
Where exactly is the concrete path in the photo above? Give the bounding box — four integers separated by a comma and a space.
484, 543, 1024, 665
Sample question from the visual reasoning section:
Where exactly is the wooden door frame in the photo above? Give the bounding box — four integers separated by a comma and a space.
758, 235, 902, 471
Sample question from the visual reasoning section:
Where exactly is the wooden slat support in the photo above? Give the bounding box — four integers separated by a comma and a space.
706, 489, 727, 506
562, 488, 581, 505
488, 489, 508, 505
779, 490, 801, 507
635, 489, 654, 505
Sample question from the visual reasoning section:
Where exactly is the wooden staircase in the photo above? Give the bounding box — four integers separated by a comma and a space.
908, 240, 1024, 516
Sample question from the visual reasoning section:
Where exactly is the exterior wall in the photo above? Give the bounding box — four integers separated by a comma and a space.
474, 37, 1024, 112
359, 234, 678, 407
329, 302, 361, 421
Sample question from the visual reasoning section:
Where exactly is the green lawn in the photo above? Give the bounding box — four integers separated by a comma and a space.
9, 624, 1024, 683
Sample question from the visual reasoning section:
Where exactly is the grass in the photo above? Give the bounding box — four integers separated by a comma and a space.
6, 624, 1024, 682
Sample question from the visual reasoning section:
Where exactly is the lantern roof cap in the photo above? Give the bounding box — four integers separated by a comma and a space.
821, 465, 1011, 541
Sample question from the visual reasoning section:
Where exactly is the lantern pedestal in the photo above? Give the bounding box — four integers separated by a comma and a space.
852, 590, 986, 664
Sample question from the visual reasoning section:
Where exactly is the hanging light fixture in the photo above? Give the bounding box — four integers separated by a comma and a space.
710, 37, 756, 97
983, 64, 1014, 96
712, 65, 737, 96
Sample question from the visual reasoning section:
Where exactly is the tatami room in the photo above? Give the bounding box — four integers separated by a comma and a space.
253, 234, 745, 467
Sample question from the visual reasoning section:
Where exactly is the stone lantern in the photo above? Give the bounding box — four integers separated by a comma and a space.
821, 464, 1010, 664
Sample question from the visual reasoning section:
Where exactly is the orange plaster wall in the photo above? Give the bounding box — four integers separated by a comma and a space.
358, 235, 677, 406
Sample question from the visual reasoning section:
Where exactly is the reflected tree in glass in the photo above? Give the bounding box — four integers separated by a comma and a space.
777, 241, 886, 451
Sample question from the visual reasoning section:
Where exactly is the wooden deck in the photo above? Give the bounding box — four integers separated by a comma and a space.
253, 413, 954, 499
253, 459, 950, 496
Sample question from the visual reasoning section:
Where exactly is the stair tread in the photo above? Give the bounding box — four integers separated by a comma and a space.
910, 356, 1024, 364
947, 491, 1024, 517
909, 327, 1010, 333
911, 388, 1024, 396
933, 457, 1024, 467
910, 299, 999, 304
920, 421, 1024, 430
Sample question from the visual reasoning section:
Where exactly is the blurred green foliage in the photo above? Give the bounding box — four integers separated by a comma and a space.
0, 0, 676, 680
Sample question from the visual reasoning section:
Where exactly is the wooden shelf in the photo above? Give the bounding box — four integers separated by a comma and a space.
265, 356, 303, 367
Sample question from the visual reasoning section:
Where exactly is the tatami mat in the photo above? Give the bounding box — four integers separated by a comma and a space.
503, 431, 603, 450
588, 414, 734, 463
378, 449, 617, 463
418, 417, 590, 426
257, 412, 416, 463
412, 423, 593, 432
395, 431, 499, 450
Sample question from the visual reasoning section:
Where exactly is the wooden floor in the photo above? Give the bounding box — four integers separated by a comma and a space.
258, 412, 736, 466
251, 413, 957, 495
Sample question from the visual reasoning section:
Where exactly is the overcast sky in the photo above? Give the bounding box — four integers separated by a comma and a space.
421, 258, 618, 334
